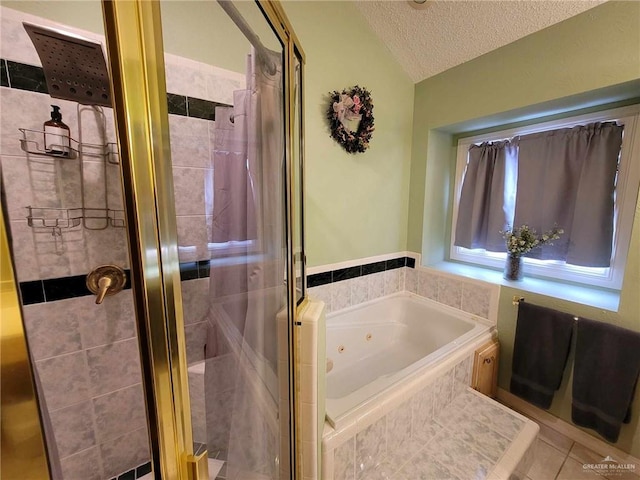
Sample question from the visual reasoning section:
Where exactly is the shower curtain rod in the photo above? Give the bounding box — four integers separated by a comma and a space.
216, 0, 277, 75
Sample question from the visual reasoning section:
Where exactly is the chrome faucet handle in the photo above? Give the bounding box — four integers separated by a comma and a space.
86, 265, 126, 304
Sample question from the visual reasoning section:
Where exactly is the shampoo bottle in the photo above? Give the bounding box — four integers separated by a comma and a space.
44, 105, 70, 156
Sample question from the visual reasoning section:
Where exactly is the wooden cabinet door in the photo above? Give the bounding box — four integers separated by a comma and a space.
472, 339, 499, 398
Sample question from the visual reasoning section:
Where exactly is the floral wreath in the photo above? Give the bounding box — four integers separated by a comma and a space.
326, 85, 374, 154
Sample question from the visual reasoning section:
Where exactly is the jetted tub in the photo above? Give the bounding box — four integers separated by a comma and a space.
325, 292, 491, 426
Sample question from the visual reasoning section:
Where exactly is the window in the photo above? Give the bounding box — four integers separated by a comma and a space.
208, 239, 259, 257
450, 105, 640, 290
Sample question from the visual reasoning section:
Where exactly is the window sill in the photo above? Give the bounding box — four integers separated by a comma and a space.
429, 261, 620, 312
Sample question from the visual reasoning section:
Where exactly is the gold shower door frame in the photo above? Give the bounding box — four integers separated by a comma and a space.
0, 209, 51, 479
101, 1, 306, 480
0, 1, 305, 478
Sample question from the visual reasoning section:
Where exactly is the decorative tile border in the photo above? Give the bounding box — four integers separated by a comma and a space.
0, 58, 230, 121
308, 256, 415, 288
19, 270, 132, 305
186, 96, 219, 120
18, 255, 417, 305
5, 59, 47, 93
1, 59, 9, 87
109, 461, 151, 480
179, 260, 211, 281
18, 261, 212, 305
166, 92, 188, 116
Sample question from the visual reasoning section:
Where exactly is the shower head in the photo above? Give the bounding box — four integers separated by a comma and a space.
23, 22, 111, 107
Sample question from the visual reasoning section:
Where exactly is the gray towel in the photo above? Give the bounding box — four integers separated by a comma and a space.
510, 302, 574, 409
572, 318, 640, 443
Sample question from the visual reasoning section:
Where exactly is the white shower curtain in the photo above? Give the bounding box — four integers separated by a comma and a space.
210, 89, 257, 245
205, 47, 285, 479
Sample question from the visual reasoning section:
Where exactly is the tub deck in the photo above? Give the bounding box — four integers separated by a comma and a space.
323, 387, 539, 480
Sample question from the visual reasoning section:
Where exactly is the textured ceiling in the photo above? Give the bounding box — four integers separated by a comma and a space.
354, 0, 607, 83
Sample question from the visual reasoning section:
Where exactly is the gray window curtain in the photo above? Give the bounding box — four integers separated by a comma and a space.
454, 141, 517, 251
513, 122, 623, 267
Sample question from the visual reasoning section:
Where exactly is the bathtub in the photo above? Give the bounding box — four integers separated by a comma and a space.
325, 292, 491, 427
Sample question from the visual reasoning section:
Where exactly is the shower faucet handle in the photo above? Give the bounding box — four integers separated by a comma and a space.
86, 265, 127, 304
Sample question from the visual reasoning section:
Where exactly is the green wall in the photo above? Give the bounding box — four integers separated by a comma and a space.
0, 1, 105, 33
160, 1, 278, 73
0, 0, 260, 74
410, 0, 640, 456
282, 1, 414, 267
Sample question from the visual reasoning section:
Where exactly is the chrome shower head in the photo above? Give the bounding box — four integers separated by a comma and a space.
23, 22, 111, 107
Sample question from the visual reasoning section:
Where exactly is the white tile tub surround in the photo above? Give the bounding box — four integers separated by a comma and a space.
307, 253, 500, 479
298, 299, 327, 480
308, 268, 412, 317
322, 387, 539, 480
321, 334, 492, 479
325, 293, 491, 427
412, 266, 498, 324
307, 251, 499, 325
306, 252, 419, 277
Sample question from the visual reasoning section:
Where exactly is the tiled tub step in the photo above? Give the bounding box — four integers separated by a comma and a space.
328, 388, 538, 480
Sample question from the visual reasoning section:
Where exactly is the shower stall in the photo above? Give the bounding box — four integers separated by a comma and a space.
0, 1, 306, 479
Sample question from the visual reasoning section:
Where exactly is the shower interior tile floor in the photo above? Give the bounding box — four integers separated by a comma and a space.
138, 459, 224, 480
522, 419, 639, 480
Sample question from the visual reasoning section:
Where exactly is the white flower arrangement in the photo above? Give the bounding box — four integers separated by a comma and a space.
501, 224, 564, 257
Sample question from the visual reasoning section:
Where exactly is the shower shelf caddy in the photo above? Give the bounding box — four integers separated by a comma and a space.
19, 128, 119, 164
26, 207, 125, 236
19, 127, 125, 236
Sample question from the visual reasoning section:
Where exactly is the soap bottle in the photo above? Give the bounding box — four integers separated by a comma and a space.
44, 105, 70, 156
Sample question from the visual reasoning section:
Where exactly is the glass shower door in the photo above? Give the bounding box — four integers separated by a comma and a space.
156, 1, 292, 477
0, 1, 303, 478
103, 1, 303, 478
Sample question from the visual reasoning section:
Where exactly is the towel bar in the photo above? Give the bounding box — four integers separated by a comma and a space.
513, 296, 579, 322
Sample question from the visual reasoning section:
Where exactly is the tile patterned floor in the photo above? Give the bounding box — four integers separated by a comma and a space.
138, 459, 224, 480
523, 420, 639, 480
139, 401, 640, 480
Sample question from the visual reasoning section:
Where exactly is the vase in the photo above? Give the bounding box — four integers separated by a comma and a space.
504, 254, 523, 281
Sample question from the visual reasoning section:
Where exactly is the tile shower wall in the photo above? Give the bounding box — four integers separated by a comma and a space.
0, 7, 242, 478
308, 253, 497, 323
